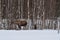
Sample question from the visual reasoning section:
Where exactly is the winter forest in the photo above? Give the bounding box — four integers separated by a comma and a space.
0, 0, 60, 30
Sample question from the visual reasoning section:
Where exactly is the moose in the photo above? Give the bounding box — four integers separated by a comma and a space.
13, 19, 27, 29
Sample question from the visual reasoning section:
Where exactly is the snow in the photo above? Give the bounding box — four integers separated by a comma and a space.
0, 30, 60, 40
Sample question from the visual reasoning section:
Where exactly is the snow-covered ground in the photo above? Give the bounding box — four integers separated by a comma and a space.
0, 30, 60, 40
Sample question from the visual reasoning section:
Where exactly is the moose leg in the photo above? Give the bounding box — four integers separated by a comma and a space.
18, 24, 21, 29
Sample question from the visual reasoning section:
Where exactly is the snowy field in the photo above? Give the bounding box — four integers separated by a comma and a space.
0, 30, 60, 40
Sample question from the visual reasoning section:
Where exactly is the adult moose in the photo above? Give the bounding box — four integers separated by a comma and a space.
13, 19, 27, 29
